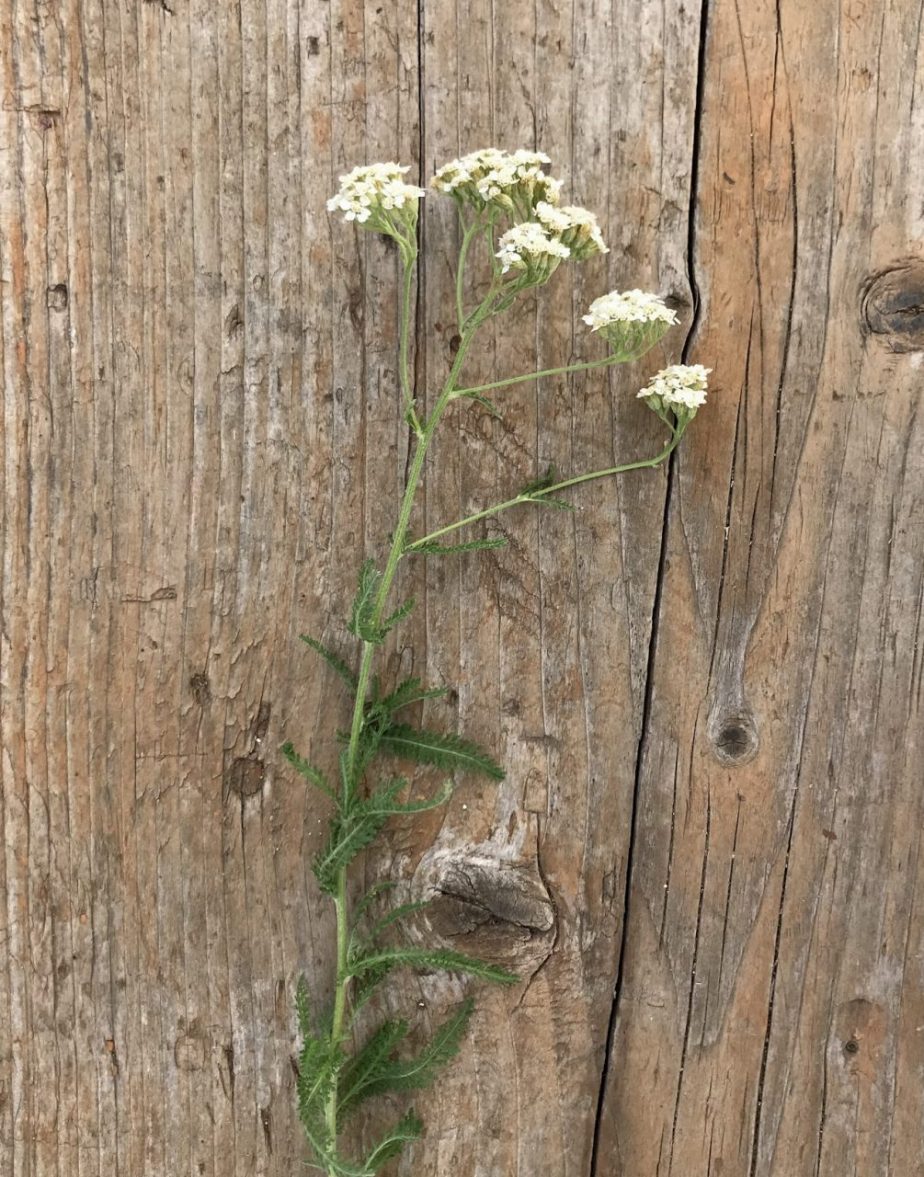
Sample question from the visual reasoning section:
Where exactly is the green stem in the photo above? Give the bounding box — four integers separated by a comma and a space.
453, 351, 624, 400
398, 247, 422, 436
322, 286, 489, 1168
455, 215, 479, 331
405, 427, 685, 552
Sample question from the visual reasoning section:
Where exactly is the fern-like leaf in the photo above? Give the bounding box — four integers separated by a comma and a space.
348, 560, 384, 642
281, 742, 336, 802
341, 999, 475, 1115
348, 947, 518, 986
373, 676, 450, 717
458, 390, 501, 416
379, 723, 504, 781
407, 536, 509, 556
381, 596, 415, 632
337, 1019, 410, 1117
300, 634, 357, 689
314, 807, 390, 895
363, 1110, 424, 1173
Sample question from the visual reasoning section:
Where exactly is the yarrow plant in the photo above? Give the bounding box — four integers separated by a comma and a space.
288, 148, 710, 1175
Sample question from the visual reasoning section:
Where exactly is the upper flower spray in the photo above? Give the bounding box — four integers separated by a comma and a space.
638, 364, 710, 422
431, 148, 562, 218
327, 162, 425, 242
583, 289, 678, 361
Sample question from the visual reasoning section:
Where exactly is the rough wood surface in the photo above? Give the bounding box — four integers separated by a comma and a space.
1, 1, 921, 1175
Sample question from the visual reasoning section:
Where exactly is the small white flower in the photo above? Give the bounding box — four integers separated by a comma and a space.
582, 290, 678, 360
536, 202, 608, 258
638, 364, 710, 411
327, 162, 425, 228
431, 148, 560, 214
583, 290, 678, 332
495, 221, 571, 274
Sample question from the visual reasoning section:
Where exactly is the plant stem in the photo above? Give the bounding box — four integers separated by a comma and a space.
455, 214, 480, 331
453, 350, 624, 399
404, 428, 685, 552
398, 247, 422, 436
322, 288, 488, 1168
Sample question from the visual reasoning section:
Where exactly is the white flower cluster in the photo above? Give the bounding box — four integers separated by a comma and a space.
582, 289, 677, 332
495, 221, 572, 274
639, 364, 710, 411
327, 162, 425, 225
581, 289, 678, 360
536, 202, 608, 259
431, 148, 562, 213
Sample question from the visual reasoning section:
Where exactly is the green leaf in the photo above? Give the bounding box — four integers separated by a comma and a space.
373, 676, 451, 717
459, 390, 501, 416
352, 880, 399, 925
365, 778, 453, 817
348, 560, 384, 643
381, 596, 415, 632
519, 464, 560, 497
281, 742, 336, 802
362, 900, 432, 946
299, 634, 357, 689
341, 999, 475, 1115
338, 1019, 410, 1117
313, 779, 450, 894
314, 807, 390, 895
348, 947, 518, 987
364, 1110, 424, 1173
407, 536, 509, 556
380, 723, 504, 781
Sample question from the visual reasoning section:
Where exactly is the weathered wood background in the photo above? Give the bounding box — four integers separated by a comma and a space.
2, 0, 923, 1172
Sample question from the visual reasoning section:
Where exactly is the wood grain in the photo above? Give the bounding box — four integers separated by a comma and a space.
0, 0, 920, 1174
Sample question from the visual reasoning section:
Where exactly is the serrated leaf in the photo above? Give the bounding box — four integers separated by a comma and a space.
381, 596, 415, 632
407, 536, 509, 556
281, 742, 336, 802
299, 634, 357, 689
519, 464, 560, 497
379, 723, 504, 781
365, 778, 453, 817
352, 880, 399, 925
530, 494, 573, 511
341, 999, 474, 1115
459, 390, 501, 416
348, 560, 384, 643
364, 1110, 424, 1173
338, 1019, 410, 1117
373, 676, 451, 717
314, 810, 389, 894
362, 900, 432, 946
348, 947, 518, 986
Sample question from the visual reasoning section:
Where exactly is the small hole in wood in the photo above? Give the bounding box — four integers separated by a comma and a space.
843, 1038, 860, 1055
711, 712, 759, 764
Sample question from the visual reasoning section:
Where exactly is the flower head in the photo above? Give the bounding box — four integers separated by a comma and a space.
495, 221, 572, 281
536, 202, 608, 260
583, 289, 678, 360
638, 364, 710, 419
431, 148, 561, 216
327, 162, 425, 236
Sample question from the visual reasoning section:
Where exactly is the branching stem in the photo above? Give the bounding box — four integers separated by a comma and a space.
405, 428, 685, 553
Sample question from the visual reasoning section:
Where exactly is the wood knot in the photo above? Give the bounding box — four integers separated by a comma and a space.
47, 283, 68, 311
861, 261, 924, 351
416, 850, 556, 972
224, 756, 265, 799
710, 711, 759, 765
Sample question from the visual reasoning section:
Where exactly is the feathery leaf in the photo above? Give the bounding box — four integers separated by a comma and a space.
348, 947, 518, 986
380, 723, 504, 781
299, 634, 357, 689
407, 536, 509, 556
281, 742, 336, 802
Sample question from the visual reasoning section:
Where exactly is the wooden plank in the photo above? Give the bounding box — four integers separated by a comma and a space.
1, 0, 921, 1174
594, 0, 924, 1174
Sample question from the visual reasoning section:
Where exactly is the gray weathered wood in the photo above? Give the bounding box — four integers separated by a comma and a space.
1, 0, 921, 1174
